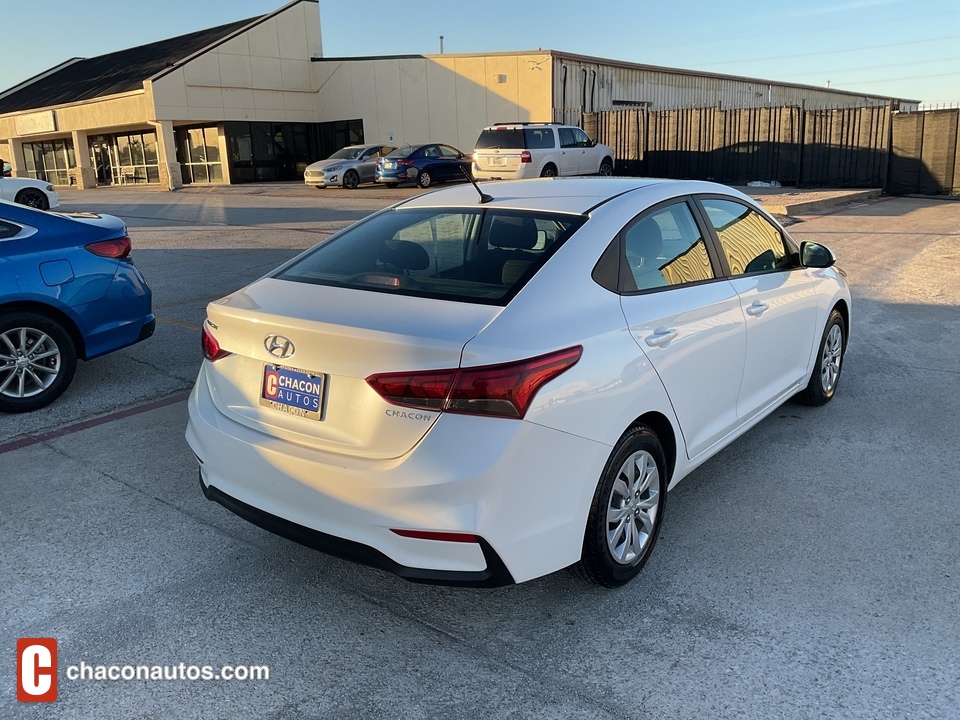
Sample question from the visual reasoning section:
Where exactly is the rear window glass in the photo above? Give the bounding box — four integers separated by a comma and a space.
277, 208, 586, 305
386, 147, 416, 158
474, 128, 557, 150
475, 129, 524, 150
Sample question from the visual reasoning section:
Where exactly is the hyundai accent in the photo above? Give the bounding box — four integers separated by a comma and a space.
186, 178, 849, 587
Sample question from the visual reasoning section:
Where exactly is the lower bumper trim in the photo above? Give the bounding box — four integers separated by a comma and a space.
199, 471, 516, 588
137, 317, 156, 343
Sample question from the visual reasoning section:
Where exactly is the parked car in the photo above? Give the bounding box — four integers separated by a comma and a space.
0, 173, 59, 210
186, 178, 849, 588
375, 144, 472, 188
303, 144, 396, 189
472, 122, 614, 180
0, 200, 154, 412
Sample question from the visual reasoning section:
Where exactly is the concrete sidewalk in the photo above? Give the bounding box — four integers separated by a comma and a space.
738, 186, 882, 216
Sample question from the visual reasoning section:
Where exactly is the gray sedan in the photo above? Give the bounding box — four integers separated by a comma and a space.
303, 144, 396, 189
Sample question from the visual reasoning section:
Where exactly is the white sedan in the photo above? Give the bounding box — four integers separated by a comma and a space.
186, 178, 850, 587
0, 174, 59, 210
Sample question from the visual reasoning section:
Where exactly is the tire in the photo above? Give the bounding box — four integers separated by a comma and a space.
575, 424, 667, 587
599, 158, 614, 176
540, 164, 557, 178
417, 170, 433, 189
0, 312, 77, 413
342, 170, 359, 189
797, 309, 845, 406
385, 182, 398, 189
15, 188, 49, 210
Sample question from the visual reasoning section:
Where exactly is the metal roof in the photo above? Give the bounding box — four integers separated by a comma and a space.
0, 17, 260, 115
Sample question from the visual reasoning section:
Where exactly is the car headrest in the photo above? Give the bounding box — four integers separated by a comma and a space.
380, 240, 430, 271
630, 218, 663, 259
489, 217, 539, 250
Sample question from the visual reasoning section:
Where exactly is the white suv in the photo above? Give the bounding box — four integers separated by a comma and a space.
472, 123, 614, 181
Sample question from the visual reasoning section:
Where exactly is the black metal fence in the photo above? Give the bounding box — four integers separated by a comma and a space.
586, 106, 960, 194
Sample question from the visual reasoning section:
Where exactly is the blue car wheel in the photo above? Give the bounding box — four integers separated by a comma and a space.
0, 311, 77, 413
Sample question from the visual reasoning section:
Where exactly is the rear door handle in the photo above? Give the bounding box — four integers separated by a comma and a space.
746, 301, 769, 317
644, 328, 678, 348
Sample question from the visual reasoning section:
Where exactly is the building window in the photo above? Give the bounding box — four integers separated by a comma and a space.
176, 126, 224, 184
22, 139, 76, 185
222, 119, 364, 184
111, 131, 160, 184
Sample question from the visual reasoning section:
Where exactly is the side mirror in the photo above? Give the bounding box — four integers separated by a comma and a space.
800, 241, 836, 268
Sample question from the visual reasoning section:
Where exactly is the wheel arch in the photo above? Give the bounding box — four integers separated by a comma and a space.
630, 410, 678, 483
0, 300, 87, 359
832, 298, 850, 345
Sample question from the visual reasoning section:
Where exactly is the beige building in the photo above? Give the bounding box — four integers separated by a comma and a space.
0, 0, 918, 191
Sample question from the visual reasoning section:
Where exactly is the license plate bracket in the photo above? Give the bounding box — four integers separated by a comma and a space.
260, 364, 324, 420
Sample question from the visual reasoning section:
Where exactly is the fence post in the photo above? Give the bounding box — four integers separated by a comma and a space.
881, 105, 893, 192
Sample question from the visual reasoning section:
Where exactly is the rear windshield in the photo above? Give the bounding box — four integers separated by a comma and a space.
475, 128, 556, 150
277, 208, 586, 305
386, 146, 416, 158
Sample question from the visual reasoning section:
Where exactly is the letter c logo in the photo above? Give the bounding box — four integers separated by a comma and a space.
17, 638, 57, 702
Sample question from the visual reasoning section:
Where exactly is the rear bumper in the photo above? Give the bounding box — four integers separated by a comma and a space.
76, 263, 154, 359
200, 472, 515, 587
472, 163, 539, 181
185, 363, 611, 585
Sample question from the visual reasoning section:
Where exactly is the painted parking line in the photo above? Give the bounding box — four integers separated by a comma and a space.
0, 391, 191, 456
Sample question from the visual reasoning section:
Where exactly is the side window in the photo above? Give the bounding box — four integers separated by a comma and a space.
524, 128, 555, 149
700, 198, 792, 275
365, 148, 381, 159
422, 146, 440, 158
623, 202, 715, 292
438, 145, 460, 158
558, 128, 578, 148
0, 220, 21, 240
572, 128, 592, 147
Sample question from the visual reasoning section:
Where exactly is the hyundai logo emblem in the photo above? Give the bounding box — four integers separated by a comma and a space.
264, 334, 295, 359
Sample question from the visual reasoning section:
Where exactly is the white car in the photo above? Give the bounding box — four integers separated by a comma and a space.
472, 123, 614, 180
0, 174, 59, 210
303, 145, 396, 189
186, 178, 850, 588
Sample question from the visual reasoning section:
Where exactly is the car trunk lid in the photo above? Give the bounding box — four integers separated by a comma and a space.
203, 278, 501, 459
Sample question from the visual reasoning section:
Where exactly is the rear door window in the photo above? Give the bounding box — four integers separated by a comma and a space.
277, 208, 586, 305
623, 202, 715, 292
524, 128, 555, 149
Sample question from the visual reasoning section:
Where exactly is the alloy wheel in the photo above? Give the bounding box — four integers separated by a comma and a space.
605, 450, 661, 564
820, 324, 843, 394
0, 327, 62, 398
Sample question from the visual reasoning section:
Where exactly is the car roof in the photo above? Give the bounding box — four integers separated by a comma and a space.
398, 178, 746, 215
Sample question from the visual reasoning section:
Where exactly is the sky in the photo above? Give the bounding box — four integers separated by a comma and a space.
1, 0, 958, 105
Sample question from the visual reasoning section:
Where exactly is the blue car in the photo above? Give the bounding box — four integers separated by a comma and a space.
0, 200, 154, 413
374, 143, 472, 189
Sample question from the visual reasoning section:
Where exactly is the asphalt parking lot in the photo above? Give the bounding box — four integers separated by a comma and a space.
3, 184, 959, 718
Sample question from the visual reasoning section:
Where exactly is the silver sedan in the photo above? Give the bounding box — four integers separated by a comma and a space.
303, 144, 396, 189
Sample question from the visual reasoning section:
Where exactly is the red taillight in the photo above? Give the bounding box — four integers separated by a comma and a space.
390, 529, 480, 543
397, 158, 413, 166
520, 151, 532, 163
366, 346, 582, 419
201, 321, 231, 362
85, 236, 131, 258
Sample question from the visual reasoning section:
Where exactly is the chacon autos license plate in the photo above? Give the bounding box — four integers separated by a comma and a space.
260, 364, 324, 420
